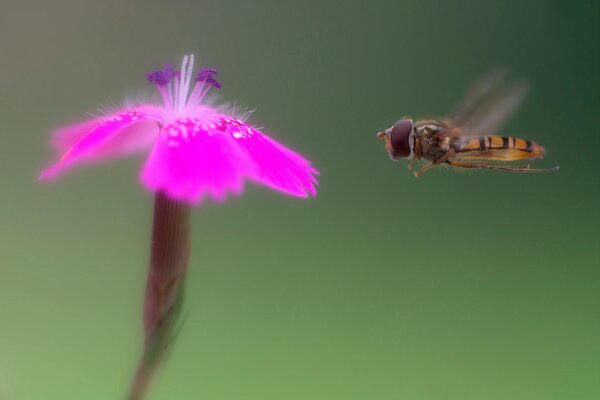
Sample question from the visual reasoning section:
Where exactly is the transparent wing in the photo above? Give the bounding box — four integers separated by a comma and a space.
448, 69, 529, 138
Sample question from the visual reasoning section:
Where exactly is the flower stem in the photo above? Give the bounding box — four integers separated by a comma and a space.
128, 192, 191, 400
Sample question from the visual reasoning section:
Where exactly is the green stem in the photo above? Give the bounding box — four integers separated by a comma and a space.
127, 192, 191, 400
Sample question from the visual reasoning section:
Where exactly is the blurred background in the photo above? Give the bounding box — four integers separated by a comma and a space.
1, 0, 598, 399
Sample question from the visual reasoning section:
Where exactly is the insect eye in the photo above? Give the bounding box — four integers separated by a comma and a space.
390, 119, 412, 158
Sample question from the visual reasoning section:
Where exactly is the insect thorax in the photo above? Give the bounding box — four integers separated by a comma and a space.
413, 119, 451, 161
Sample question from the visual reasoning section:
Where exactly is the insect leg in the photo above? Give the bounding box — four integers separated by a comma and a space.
413, 149, 455, 177
413, 162, 434, 177
408, 156, 415, 170
408, 155, 417, 170
447, 161, 558, 173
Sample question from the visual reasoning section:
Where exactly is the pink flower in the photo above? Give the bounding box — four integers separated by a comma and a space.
40, 54, 318, 204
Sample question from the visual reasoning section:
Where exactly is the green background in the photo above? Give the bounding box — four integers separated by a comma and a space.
1, 0, 598, 399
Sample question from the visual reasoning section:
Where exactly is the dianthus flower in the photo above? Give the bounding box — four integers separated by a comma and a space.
41, 54, 318, 203
40, 54, 318, 399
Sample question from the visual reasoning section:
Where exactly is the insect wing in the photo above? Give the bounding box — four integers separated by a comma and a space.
448, 69, 529, 138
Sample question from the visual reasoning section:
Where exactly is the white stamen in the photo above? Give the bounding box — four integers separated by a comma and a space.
177, 54, 195, 113
166, 84, 174, 112
173, 68, 180, 112
177, 55, 189, 111
184, 54, 194, 104
157, 85, 173, 112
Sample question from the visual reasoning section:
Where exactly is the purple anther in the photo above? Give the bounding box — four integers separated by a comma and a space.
146, 64, 176, 86
195, 68, 221, 89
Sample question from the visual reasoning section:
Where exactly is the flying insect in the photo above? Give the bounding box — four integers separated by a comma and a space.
378, 70, 558, 176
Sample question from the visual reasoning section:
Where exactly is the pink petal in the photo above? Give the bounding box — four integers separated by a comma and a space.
40, 108, 160, 180
50, 105, 164, 153
51, 119, 102, 152
141, 117, 248, 204
214, 115, 319, 197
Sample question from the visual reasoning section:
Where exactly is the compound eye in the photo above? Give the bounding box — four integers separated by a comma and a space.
390, 119, 412, 158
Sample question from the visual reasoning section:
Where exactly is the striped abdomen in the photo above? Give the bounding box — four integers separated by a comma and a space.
453, 136, 545, 161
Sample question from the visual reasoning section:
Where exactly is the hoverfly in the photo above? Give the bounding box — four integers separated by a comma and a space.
378, 70, 559, 177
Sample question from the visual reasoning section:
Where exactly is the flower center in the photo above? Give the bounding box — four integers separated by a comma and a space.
146, 54, 221, 116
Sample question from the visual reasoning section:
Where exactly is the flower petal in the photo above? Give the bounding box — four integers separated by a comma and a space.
51, 119, 102, 152
141, 117, 247, 204
40, 108, 160, 180
214, 116, 318, 197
